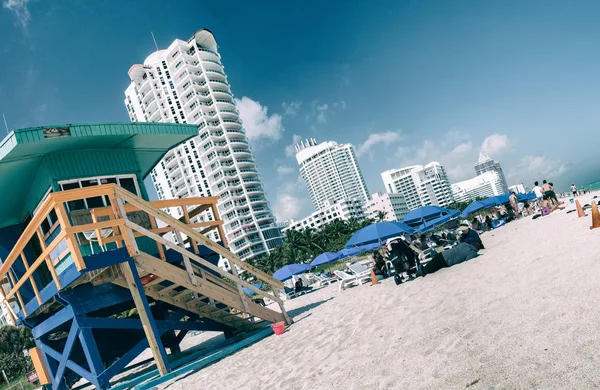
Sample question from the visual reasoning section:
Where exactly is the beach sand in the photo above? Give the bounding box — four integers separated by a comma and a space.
157, 192, 600, 389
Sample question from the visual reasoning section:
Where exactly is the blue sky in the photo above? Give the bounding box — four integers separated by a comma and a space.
2, 0, 600, 221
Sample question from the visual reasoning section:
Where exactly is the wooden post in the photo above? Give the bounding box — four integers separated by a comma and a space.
109, 195, 139, 257
119, 260, 170, 376
173, 229, 200, 288
53, 202, 86, 271
210, 203, 228, 248
7, 270, 27, 316
20, 252, 42, 304
35, 230, 62, 290
182, 207, 199, 255
148, 216, 166, 261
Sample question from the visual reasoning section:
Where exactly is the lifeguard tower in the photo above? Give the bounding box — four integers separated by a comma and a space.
0, 123, 289, 389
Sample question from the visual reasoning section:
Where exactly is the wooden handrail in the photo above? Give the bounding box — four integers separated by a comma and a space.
0, 183, 286, 322
114, 187, 285, 290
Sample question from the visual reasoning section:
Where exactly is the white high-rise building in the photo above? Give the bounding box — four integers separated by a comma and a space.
381, 162, 454, 210
282, 199, 364, 233
474, 153, 509, 193
451, 171, 505, 203
124, 29, 283, 261
295, 139, 370, 211
364, 192, 409, 222
509, 184, 527, 194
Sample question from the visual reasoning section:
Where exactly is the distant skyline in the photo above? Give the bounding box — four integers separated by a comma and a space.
2, 0, 600, 222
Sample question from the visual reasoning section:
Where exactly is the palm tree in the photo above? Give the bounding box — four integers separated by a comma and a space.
375, 210, 388, 222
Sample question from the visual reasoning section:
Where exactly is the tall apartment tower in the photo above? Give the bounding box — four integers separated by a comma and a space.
381, 162, 454, 210
474, 153, 509, 193
295, 139, 370, 211
124, 29, 283, 261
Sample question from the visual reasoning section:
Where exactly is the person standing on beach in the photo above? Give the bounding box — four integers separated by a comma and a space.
509, 192, 519, 217
571, 183, 578, 197
533, 181, 543, 202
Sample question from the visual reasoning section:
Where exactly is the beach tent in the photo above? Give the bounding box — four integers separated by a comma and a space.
273, 264, 311, 282
344, 221, 414, 248
517, 192, 537, 201
460, 198, 496, 218
403, 206, 457, 227
415, 209, 460, 232
310, 252, 342, 267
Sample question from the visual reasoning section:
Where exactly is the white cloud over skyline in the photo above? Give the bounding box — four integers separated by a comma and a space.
235, 96, 284, 144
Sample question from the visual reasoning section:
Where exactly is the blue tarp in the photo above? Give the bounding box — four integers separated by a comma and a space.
403, 206, 451, 226
273, 264, 311, 282
344, 222, 414, 248
309, 252, 342, 267
415, 209, 460, 232
517, 192, 537, 201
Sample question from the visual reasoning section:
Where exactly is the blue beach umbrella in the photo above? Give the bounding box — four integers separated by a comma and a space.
460, 198, 496, 218
273, 264, 311, 282
310, 252, 342, 267
337, 247, 363, 258
242, 283, 264, 295
416, 209, 460, 232
517, 192, 537, 201
344, 221, 414, 248
403, 206, 455, 226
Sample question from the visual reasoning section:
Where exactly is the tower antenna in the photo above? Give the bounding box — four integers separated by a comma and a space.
2, 114, 8, 135
151, 32, 159, 51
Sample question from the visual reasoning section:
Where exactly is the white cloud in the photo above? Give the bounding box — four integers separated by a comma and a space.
480, 134, 509, 157
277, 165, 296, 176
273, 177, 308, 222
316, 104, 328, 123
508, 155, 570, 183
235, 96, 284, 143
3, 0, 31, 30
333, 101, 347, 110
284, 134, 302, 157
357, 131, 401, 157
452, 142, 472, 154
395, 132, 477, 181
282, 101, 301, 116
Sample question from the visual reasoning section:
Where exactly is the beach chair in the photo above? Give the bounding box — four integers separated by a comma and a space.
347, 263, 371, 278
333, 270, 371, 291
280, 286, 297, 301
314, 273, 337, 287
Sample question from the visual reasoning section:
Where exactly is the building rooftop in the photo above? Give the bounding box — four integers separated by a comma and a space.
0, 122, 198, 227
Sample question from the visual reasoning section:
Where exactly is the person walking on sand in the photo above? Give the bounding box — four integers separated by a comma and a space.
509, 192, 519, 217
571, 183, 578, 197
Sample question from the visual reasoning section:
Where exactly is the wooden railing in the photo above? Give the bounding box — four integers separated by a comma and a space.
0, 184, 287, 324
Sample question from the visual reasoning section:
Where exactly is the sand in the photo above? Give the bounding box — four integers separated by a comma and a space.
156, 192, 600, 389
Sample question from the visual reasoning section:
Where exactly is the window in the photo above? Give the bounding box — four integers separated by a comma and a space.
58, 175, 141, 212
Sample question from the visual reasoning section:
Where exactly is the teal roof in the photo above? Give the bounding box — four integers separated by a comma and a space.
0, 122, 198, 227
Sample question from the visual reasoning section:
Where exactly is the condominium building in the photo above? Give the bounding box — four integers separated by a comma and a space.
282, 199, 364, 232
474, 153, 509, 193
295, 139, 370, 211
364, 192, 409, 222
508, 184, 527, 194
124, 29, 283, 261
451, 171, 505, 203
381, 162, 454, 210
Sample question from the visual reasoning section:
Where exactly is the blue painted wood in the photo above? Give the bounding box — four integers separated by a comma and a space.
132, 328, 274, 390
76, 317, 229, 332
38, 342, 97, 387
125, 259, 171, 372
23, 259, 83, 319
78, 327, 105, 378
52, 321, 79, 390
58, 281, 133, 316
32, 306, 73, 338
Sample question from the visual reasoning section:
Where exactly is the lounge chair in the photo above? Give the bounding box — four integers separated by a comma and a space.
333, 270, 371, 291
314, 273, 337, 287
280, 286, 297, 301
347, 262, 371, 277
